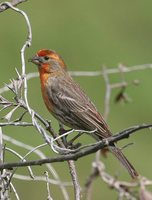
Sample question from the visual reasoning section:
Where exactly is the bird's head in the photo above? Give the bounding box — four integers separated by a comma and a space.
29, 49, 67, 73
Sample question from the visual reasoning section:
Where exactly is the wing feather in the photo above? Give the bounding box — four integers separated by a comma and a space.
46, 74, 112, 138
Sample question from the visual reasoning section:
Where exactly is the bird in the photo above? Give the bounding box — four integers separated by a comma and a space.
29, 49, 138, 178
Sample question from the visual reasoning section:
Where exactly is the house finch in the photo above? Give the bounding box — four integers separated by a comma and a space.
30, 49, 138, 178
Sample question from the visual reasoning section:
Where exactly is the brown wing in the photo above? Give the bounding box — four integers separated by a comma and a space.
46, 73, 112, 139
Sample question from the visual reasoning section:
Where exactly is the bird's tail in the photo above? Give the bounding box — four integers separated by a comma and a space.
109, 146, 138, 179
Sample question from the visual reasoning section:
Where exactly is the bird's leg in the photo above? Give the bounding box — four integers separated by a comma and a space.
67, 132, 84, 149
58, 123, 83, 149
58, 123, 71, 147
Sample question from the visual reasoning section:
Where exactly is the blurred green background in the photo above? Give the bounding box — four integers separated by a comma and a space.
0, 0, 152, 199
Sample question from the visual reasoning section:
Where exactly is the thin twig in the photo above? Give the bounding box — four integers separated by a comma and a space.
2, 2, 32, 114
5, 147, 34, 178
0, 124, 151, 170
0, 0, 27, 12
70, 63, 152, 76
13, 173, 72, 186
102, 66, 111, 120
0, 127, 3, 164
3, 134, 70, 200
95, 160, 137, 200
68, 161, 81, 200
51, 129, 81, 200
0, 62, 152, 94
0, 72, 38, 94
44, 171, 53, 200
10, 182, 20, 200
0, 122, 33, 127
85, 164, 99, 200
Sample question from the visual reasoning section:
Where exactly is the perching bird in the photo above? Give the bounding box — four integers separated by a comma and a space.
30, 49, 138, 178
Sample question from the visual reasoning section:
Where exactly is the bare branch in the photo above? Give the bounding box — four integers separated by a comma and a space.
0, 122, 33, 127
0, 128, 10, 200
0, 72, 38, 94
2, 1, 32, 114
0, 124, 151, 170
0, 62, 152, 95
13, 173, 72, 186
0, 127, 3, 164
3, 134, 70, 200
70, 63, 152, 76
102, 66, 111, 120
0, 0, 27, 12
68, 161, 81, 200
94, 161, 137, 200
10, 182, 20, 200
44, 171, 53, 200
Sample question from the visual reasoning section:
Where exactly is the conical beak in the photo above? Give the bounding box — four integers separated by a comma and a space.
28, 55, 40, 65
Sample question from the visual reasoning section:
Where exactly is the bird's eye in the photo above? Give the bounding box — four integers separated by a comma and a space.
44, 56, 49, 60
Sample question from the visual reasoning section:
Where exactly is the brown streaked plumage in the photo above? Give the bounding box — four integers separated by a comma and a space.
30, 49, 138, 178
